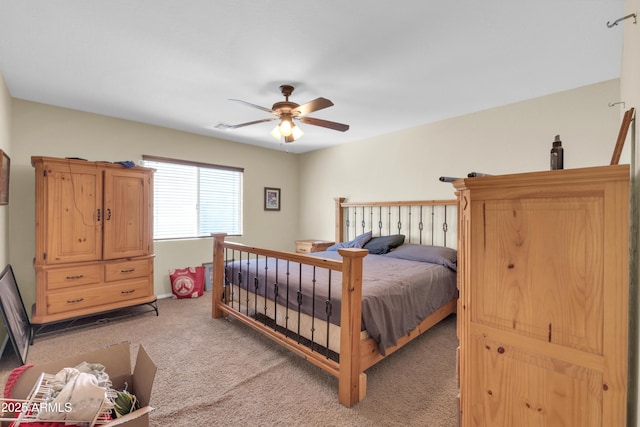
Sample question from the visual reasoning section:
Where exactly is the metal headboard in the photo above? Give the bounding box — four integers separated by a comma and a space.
334, 198, 458, 249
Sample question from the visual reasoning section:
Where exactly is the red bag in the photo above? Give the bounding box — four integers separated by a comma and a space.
169, 266, 205, 299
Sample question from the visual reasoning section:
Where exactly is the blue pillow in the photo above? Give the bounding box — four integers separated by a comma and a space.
326, 231, 372, 251
348, 231, 372, 248
363, 234, 405, 254
384, 244, 457, 271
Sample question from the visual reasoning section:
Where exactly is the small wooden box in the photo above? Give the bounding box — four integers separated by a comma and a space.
295, 239, 334, 254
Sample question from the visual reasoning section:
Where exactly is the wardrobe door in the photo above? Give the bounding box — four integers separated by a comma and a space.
468, 196, 605, 426
102, 168, 151, 260
39, 161, 102, 264
455, 165, 629, 427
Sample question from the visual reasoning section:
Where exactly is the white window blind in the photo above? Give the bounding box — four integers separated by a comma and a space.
143, 156, 243, 239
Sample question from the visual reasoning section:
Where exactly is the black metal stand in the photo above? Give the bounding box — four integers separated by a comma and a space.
29, 299, 159, 344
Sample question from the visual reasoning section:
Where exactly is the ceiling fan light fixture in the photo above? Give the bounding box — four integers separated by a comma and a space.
270, 126, 281, 140
278, 118, 293, 136
271, 122, 304, 141
291, 124, 304, 140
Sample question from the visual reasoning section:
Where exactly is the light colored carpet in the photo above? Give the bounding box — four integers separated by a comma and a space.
0, 295, 459, 426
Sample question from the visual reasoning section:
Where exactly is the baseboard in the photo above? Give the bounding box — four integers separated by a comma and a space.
157, 293, 174, 299
157, 291, 211, 299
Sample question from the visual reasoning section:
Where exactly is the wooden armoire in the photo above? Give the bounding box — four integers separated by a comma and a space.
453, 164, 629, 426
32, 156, 156, 324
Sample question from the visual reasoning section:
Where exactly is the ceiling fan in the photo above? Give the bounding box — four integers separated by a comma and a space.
216, 84, 349, 143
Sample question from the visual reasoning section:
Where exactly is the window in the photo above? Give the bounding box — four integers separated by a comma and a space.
143, 155, 243, 239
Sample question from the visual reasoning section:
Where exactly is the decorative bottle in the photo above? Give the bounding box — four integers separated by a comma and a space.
550, 135, 564, 170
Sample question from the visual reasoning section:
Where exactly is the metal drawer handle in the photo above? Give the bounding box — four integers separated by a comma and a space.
67, 298, 84, 304
120, 268, 135, 273
121, 289, 136, 295
66, 275, 84, 280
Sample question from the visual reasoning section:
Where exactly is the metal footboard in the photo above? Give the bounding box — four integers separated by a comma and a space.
223, 246, 341, 361
212, 233, 368, 407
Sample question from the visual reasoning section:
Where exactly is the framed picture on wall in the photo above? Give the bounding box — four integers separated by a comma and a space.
264, 187, 281, 211
0, 150, 9, 205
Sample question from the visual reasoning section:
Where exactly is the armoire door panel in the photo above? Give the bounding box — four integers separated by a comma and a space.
470, 197, 603, 354
45, 164, 102, 263
469, 335, 602, 426
103, 169, 150, 260
454, 165, 628, 427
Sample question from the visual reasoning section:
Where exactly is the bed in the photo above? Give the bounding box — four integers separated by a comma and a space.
211, 198, 458, 406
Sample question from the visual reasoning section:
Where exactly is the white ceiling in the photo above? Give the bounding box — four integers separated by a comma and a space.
0, 1, 626, 154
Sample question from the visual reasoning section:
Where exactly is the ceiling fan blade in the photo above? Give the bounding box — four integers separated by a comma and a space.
293, 97, 334, 117
229, 99, 275, 114
216, 118, 277, 130
298, 116, 350, 132
284, 135, 295, 143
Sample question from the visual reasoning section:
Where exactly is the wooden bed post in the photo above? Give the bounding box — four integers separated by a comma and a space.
337, 247, 368, 407
211, 233, 227, 319
334, 197, 346, 244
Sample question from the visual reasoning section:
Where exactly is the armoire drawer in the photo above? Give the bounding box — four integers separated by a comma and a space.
46, 264, 102, 290
110, 277, 152, 302
47, 278, 151, 315
105, 259, 150, 282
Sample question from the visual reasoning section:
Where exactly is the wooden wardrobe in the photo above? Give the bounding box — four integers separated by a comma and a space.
453, 164, 629, 426
31, 156, 156, 324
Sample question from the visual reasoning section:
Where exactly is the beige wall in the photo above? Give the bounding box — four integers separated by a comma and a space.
9, 100, 299, 301
298, 79, 623, 242
621, 0, 640, 424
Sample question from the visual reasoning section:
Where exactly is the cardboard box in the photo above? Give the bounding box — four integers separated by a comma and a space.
5, 342, 156, 427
